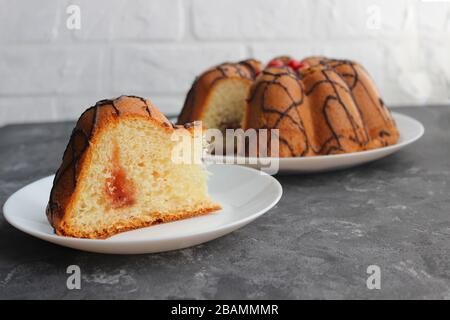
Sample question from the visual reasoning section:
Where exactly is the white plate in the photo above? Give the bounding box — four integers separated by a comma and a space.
204, 112, 424, 174
3, 164, 282, 254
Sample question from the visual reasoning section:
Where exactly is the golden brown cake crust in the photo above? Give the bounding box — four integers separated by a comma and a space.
244, 56, 400, 157
46, 95, 205, 237
55, 206, 221, 239
177, 59, 262, 125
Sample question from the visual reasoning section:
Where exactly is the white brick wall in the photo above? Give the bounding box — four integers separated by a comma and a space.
111, 44, 247, 94
0, 0, 449, 126
192, 0, 311, 40
73, 0, 183, 40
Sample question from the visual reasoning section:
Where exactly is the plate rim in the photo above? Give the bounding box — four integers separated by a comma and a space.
203, 111, 424, 163
3, 163, 283, 244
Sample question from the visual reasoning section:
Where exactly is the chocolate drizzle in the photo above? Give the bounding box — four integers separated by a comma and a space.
322, 69, 368, 146
208, 62, 256, 88
247, 57, 399, 157
177, 55, 399, 157
248, 67, 317, 156
239, 59, 260, 78
305, 58, 396, 128
47, 95, 157, 222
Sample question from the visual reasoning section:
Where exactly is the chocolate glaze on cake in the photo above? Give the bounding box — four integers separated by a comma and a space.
243, 56, 399, 157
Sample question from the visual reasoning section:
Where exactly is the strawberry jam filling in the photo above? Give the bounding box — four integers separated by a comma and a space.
105, 144, 135, 209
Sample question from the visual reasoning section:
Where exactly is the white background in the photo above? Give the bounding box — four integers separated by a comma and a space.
0, 0, 449, 126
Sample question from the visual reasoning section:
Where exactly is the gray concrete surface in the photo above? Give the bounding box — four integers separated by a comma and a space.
0, 106, 449, 299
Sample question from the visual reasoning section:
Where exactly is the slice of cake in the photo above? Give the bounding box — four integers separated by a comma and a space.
46, 95, 221, 239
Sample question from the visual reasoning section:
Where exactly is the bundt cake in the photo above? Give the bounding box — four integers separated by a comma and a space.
178, 56, 400, 157
178, 59, 262, 133
47, 95, 221, 239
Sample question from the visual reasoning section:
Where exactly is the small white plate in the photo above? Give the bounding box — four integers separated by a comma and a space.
3, 164, 282, 254
204, 112, 424, 174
